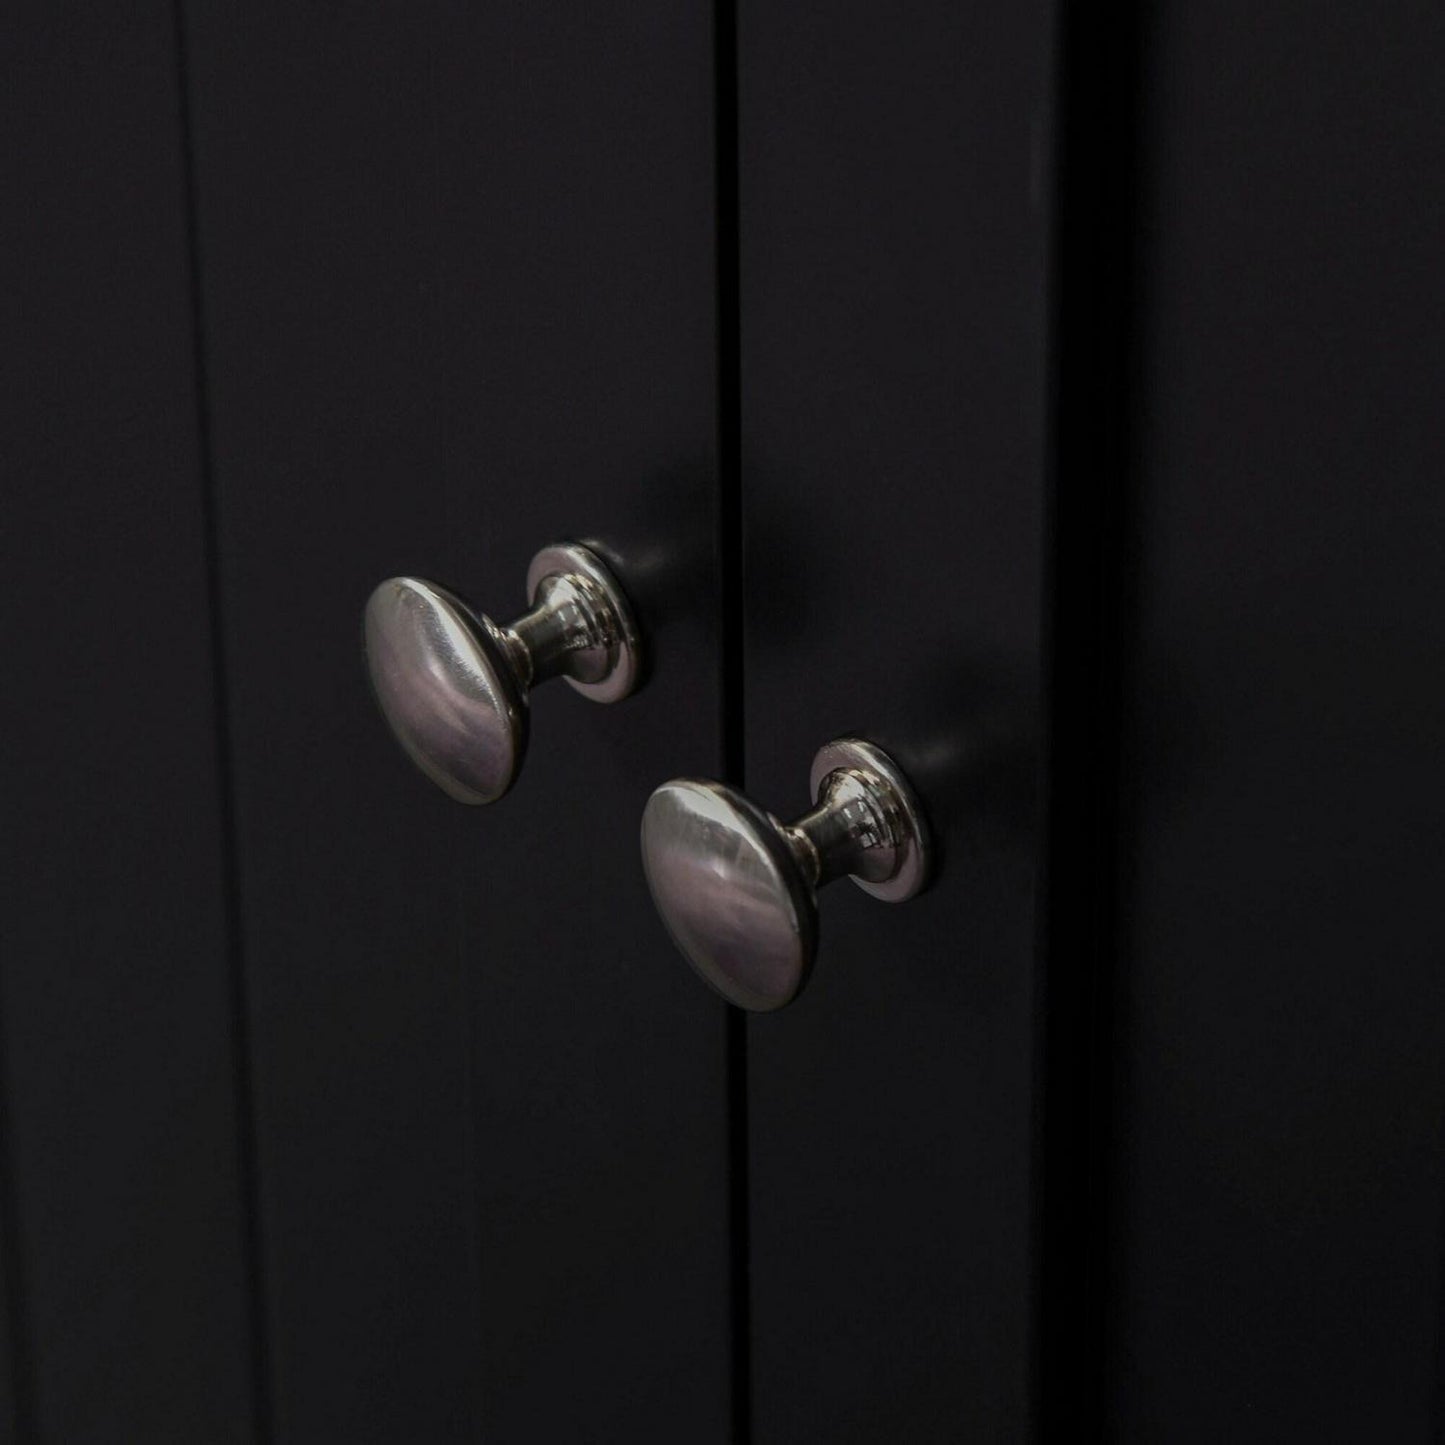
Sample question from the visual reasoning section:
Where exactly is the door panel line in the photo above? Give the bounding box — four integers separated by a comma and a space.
1036, 0, 1150, 1434
172, 3, 275, 1437
714, 0, 752, 1439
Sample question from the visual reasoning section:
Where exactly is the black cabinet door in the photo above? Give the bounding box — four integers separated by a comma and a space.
1097, 2, 1445, 1437
0, 6, 256, 1440
735, 2, 1055, 1438
6, 3, 1445, 1442
175, 3, 733, 1440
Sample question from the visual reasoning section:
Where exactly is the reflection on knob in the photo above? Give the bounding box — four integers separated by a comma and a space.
641, 737, 931, 1011
364, 542, 642, 805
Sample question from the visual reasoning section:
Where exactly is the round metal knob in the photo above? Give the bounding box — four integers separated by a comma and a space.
640, 738, 931, 1011
364, 541, 642, 804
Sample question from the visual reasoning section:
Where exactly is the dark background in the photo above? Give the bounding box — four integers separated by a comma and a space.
2, 1, 1442, 1440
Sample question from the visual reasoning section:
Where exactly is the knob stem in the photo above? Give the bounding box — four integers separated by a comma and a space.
521, 544, 643, 704
785, 769, 899, 888
506, 570, 629, 688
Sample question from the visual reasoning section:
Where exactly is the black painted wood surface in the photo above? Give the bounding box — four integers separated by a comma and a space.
180, 2, 732, 1439
0, 3, 256, 1438
1102, 3, 1445, 1437
735, 2, 1055, 1438
5, 4, 1444, 1440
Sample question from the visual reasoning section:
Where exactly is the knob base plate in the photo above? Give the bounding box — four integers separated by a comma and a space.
526, 542, 643, 704
809, 737, 931, 903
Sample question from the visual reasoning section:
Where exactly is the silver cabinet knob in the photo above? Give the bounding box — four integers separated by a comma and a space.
364, 542, 642, 804
641, 738, 931, 1011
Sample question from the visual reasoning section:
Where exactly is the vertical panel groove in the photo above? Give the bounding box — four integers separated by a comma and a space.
171, 4, 274, 1438
0, 1006, 35, 1438
1035, 0, 1147, 1436
714, 0, 751, 1437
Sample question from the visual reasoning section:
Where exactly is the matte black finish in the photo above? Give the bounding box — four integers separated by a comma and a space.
7, 3, 1445, 1440
1104, 3, 1445, 1436
180, 2, 731, 1438
0, 4, 255, 1438
736, 2, 1054, 1437
0, 1230, 15, 1440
